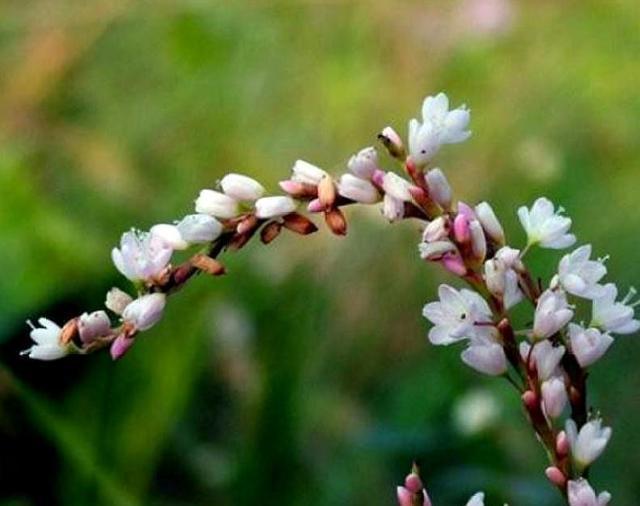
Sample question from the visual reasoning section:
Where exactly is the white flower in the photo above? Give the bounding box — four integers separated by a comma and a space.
122, 293, 166, 331
291, 160, 328, 186
220, 173, 265, 201
254, 196, 297, 219
567, 479, 611, 506
541, 376, 568, 418
105, 287, 133, 315
382, 194, 405, 222
176, 214, 223, 243
22, 318, 70, 360
408, 92, 471, 166
554, 245, 607, 299
568, 323, 613, 368
382, 172, 413, 202
591, 283, 640, 335
338, 174, 380, 204
195, 189, 240, 219
78, 311, 112, 343
150, 224, 189, 250
533, 289, 574, 339
461, 342, 507, 376
425, 168, 452, 209
112, 230, 173, 283
422, 284, 495, 345
517, 197, 576, 249
520, 340, 565, 381
495, 246, 522, 270
348, 147, 379, 180
565, 418, 612, 470
484, 253, 524, 310
475, 201, 505, 245
465, 492, 485, 506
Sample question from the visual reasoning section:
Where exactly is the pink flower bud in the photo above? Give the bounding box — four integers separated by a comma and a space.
556, 430, 570, 457
545, 466, 566, 488
541, 376, 568, 418
404, 473, 423, 493
110, 333, 135, 360
307, 198, 324, 213
78, 311, 112, 344
453, 213, 471, 243
441, 252, 468, 276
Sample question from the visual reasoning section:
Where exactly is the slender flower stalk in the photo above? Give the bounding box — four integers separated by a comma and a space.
23, 91, 638, 505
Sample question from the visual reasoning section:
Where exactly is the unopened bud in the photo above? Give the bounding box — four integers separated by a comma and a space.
348, 146, 379, 180
122, 293, 166, 331
195, 189, 239, 219
469, 220, 487, 262
150, 223, 189, 250
545, 466, 566, 488
291, 160, 328, 186
78, 311, 112, 344
453, 213, 471, 243
110, 333, 136, 360
425, 168, 452, 210
255, 196, 297, 219
475, 202, 505, 246
338, 174, 380, 204
383, 172, 413, 202
441, 253, 468, 276
105, 287, 133, 315
422, 217, 449, 242
318, 175, 337, 208
378, 126, 405, 159
237, 214, 259, 235
307, 198, 324, 213
279, 180, 318, 198
419, 241, 457, 261
541, 377, 568, 418
176, 214, 222, 244
484, 259, 505, 297
191, 254, 226, 276
220, 173, 265, 201
282, 213, 318, 235
556, 430, 570, 457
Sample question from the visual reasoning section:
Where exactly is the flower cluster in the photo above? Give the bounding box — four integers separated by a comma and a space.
23, 92, 637, 505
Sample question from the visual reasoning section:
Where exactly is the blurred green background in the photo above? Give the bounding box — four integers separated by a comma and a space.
0, 0, 639, 504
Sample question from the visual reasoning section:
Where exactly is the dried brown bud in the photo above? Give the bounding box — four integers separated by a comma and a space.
59, 318, 79, 345
260, 221, 282, 244
324, 208, 347, 236
191, 254, 226, 276
317, 175, 336, 208
282, 213, 318, 235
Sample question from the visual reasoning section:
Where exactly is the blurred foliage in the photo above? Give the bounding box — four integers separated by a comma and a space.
0, 0, 639, 505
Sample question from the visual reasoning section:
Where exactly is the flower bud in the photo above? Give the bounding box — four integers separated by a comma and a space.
422, 217, 449, 242
255, 196, 297, 219
556, 430, 570, 457
453, 213, 471, 243
469, 220, 487, 262
123, 293, 166, 331
475, 201, 505, 245
533, 289, 574, 340
545, 466, 566, 488
382, 194, 405, 222
307, 198, 324, 213
378, 126, 405, 159
291, 160, 328, 186
382, 172, 413, 202
484, 259, 505, 296
461, 342, 507, 376
110, 333, 135, 360
425, 168, 452, 209
317, 175, 336, 208
220, 173, 265, 201
541, 376, 568, 418
105, 287, 133, 315
419, 241, 457, 261
150, 224, 189, 250
338, 174, 380, 204
442, 253, 468, 276
348, 146, 379, 180
176, 214, 223, 243
195, 189, 240, 219
78, 311, 112, 344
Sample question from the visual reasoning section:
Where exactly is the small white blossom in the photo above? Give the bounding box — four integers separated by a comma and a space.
520, 340, 565, 381
22, 318, 70, 360
495, 246, 522, 270
567, 479, 611, 506
475, 201, 505, 245
254, 196, 297, 219
122, 293, 167, 331
461, 341, 507, 376
291, 160, 328, 186
591, 283, 640, 335
195, 189, 240, 219
220, 173, 265, 201
568, 323, 613, 368
112, 230, 173, 283
382, 172, 413, 202
517, 197, 576, 249
348, 147, 379, 180
565, 418, 612, 470
465, 492, 485, 506
338, 173, 380, 204
408, 92, 471, 167
541, 376, 568, 418
176, 214, 223, 243
533, 289, 574, 339
382, 194, 405, 222
78, 311, 112, 343
554, 245, 607, 299
425, 168, 452, 209
105, 287, 133, 315
150, 224, 189, 250
422, 284, 495, 345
